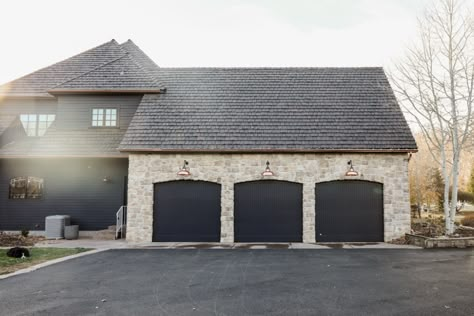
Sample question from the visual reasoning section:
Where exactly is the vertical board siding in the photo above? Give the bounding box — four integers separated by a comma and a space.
0, 158, 128, 231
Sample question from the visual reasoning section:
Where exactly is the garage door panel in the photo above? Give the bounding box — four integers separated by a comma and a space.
234, 181, 303, 242
153, 181, 221, 242
315, 180, 383, 242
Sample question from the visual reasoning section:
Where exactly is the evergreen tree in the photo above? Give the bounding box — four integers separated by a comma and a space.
429, 167, 445, 212
469, 162, 474, 194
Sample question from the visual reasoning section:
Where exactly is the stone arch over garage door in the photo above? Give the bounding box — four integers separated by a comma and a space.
234, 180, 303, 242
315, 180, 384, 242
153, 180, 221, 242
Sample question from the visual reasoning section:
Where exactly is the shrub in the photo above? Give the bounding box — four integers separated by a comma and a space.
20, 229, 29, 238
461, 214, 474, 227
456, 191, 474, 204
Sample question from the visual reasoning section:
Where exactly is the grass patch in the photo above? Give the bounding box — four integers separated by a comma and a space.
0, 248, 92, 275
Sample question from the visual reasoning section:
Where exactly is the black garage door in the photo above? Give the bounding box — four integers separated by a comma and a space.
315, 180, 383, 242
234, 180, 303, 242
153, 181, 221, 242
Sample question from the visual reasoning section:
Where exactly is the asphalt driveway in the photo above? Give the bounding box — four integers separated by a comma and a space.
0, 249, 473, 316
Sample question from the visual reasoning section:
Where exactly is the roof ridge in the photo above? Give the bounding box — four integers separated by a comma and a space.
120, 40, 160, 68
119, 40, 164, 89
0, 39, 119, 87
124, 50, 163, 89
49, 53, 130, 89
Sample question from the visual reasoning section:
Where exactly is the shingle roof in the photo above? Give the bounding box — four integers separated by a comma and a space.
119, 40, 164, 89
119, 67, 417, 152
0, 40, 164, 97
0, 39, 416, 153
49, 54, 162, 93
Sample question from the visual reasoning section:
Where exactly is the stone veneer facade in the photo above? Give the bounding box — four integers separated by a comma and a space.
126, 153, 410, 243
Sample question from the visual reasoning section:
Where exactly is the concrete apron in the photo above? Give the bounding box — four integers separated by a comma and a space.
132, 242, 420, 249
32, 239, 420, 249
34, 239, 129, 250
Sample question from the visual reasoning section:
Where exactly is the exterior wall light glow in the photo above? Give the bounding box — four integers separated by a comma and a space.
261, 161, 275, 176
177, 160, 191, 176
345, 160, 359, 176
103, 176, 110, 182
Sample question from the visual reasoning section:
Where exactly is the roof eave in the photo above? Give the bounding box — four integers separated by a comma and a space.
118, 148, 418, 154
0, 94, 56, 99
0, 153, 129, 159
47, 88, 163, 95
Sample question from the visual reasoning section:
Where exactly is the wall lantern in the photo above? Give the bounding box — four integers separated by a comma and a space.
103, 176, 110, 183
261, 161, 275, 176
345, 160, 359, 176
177, 160, 191, 176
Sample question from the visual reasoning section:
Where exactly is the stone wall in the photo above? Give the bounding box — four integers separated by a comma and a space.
127, 153, 410, 243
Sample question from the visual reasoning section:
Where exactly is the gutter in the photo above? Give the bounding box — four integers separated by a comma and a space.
0, 154, 129, 159
118, 148, 418, 154
47, 88, 163, 95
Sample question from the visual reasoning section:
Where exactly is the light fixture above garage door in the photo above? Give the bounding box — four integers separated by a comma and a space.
261, 161, 275, 176
177, 160, 191, 176
345, 160, 359, 176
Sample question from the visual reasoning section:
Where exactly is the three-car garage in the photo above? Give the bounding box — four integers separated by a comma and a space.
152, 179, 384, 243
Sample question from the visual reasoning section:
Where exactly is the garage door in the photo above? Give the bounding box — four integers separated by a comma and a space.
234, 180, 303, 242
315, 180, 383, 242
153, 181, 221, 242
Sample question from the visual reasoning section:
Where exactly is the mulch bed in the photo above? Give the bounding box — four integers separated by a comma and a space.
411, 221, 445, 238
0, 232, 45, 247
455, 227, 474, 237
389, 236, 409, 245
411, 220, 474, 238
390, 217, 474, 244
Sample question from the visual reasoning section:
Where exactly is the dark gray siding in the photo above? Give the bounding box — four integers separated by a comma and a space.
0, 158, 128, 231
0, 95, 142, 130
0, 98, 57, 116
0, 120, 25, 147
56, 95, 142, 129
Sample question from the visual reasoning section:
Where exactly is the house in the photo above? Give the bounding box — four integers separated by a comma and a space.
0, 39, 417, 243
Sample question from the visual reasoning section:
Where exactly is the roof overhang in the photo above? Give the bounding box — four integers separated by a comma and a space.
0, 94, 56, 100
118, 148, 418, 154
47, 88, 163, 95
0, 154, 129, 159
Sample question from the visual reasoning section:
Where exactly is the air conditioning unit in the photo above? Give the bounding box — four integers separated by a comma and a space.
45, 215, 71, 239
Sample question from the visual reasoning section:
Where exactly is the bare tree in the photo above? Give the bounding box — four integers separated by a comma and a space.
390, 0, 474, 234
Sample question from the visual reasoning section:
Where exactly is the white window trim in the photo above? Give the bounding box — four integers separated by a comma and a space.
91, 107, 119, 128
20, 114, 56, 137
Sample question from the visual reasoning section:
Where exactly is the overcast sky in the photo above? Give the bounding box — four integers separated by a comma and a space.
0, 0, 435, 84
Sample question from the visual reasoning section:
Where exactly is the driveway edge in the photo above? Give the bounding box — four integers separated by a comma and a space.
0, 248, 107, 280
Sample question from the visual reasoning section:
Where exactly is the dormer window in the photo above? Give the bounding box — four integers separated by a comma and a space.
92, 108, 118, 127
20, 114, 56, 136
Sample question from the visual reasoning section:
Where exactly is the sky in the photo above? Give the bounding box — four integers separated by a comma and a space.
0, 0, 434, 85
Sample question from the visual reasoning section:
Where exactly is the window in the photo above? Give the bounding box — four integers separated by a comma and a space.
20, 114, 55, 136
9, 177, 44, 199
92, 108, 117, 127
